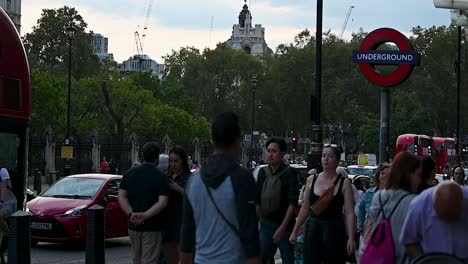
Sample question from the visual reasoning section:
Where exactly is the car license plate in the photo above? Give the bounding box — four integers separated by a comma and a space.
31, 222, 52, 230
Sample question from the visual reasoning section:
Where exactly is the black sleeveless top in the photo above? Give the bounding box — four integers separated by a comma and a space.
309, 173, 345, 219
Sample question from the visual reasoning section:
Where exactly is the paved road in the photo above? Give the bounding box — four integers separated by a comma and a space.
29, 237, 284, 264
31, 237, 132, 264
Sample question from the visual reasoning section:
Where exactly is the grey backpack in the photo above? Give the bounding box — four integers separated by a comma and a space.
261, 166, 289, 215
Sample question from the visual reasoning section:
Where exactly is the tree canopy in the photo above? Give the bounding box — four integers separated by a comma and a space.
26, 6, 466, 155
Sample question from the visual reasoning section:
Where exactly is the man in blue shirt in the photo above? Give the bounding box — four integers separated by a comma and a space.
400, 181, 468, 261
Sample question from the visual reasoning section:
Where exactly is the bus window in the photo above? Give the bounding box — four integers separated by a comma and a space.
0, 133, 18, 169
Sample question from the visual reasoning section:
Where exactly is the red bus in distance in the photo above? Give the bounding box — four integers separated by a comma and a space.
395, 134, 433, 159
445, 137, 457, 170
432, 137, 445, 173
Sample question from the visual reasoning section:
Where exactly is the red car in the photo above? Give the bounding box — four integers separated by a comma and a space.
26, 174, 128, 244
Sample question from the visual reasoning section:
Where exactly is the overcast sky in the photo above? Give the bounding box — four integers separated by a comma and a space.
22, 0, 452, 63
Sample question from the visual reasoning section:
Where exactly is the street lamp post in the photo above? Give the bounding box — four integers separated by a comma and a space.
251, 76, 258, 168
456, 26, 462, 162
65, 23, 76, 143
257, 103, 263, 162
64, 23, 75, 177
307, 0, 323, 172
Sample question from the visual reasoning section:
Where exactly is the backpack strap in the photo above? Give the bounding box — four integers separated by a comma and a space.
264, 165, 290, 181
378, 191, 391, 219
379, 192, 411, 220
388, 193, 411, 219
273, 165, 290, 177
264, 166, 273, 178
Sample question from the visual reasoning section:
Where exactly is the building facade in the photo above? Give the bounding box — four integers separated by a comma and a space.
119, 55, 164, 80
0, 0, 21, 33
91, 33, 114, 61
226, 2, 270, 56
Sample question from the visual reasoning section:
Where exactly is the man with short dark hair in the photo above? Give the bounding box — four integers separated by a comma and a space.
180, 112, 261, 264
256, 137, 299, 264
119, 142, 169, 264
453, 166, 465, 186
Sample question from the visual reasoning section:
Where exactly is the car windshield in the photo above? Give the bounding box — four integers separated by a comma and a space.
348, 167, 375, 177
41, 178, 105, 199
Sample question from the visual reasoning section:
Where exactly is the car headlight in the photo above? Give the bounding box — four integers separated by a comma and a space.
63, 205, 87, 216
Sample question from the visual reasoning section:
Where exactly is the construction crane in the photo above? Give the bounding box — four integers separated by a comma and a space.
135, 31, 143, 55
340, 5, 354, 39
135, 0, 155, 55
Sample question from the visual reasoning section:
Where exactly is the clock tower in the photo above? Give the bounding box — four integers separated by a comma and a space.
226, 1, 270, 56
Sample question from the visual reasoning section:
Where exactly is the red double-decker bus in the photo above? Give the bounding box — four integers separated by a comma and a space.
445, 137, 457, 169
432, 137, 457, 174
433, 137, 445, 173
395, 134, 433, 158
0, 8, 32, 209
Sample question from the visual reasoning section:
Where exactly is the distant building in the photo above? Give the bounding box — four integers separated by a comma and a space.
0, 0, 21, 33
226, 1, 271, 56
119, 55, 164, 80
91, 33, 114, 61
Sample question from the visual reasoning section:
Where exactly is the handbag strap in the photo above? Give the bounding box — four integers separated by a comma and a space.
203, 181, 241, 237
310, 173, 342, 196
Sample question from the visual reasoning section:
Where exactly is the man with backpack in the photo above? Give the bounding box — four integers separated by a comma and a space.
179, 112, 261, 264
256, 138, 299, 264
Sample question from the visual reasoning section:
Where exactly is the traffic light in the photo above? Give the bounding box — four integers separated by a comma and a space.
292, 137, 298, 151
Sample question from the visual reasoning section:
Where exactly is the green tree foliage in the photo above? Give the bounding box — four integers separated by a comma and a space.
30, 71, 67, 137
23, 6, 101, 78
26, 7, 211, 146
27, 6, 466, 154
161, 25, 467, 154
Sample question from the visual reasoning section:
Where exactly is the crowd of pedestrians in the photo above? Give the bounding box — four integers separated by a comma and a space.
117, 111, 468, 264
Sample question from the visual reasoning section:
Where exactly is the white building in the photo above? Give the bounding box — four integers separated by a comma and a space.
119, 55, 164, 80
226, 1, 271, 56
91, 33, 114, 61
0, 0, 21, 33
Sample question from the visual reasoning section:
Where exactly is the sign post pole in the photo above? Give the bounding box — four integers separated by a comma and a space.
379, 87, 390, 163
307, 0, 323, 173
456, 26, 462, 163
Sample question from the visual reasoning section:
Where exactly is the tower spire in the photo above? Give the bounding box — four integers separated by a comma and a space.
238, 0, 252, 28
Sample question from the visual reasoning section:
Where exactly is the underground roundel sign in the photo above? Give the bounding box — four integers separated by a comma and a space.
352, 28, 419, 87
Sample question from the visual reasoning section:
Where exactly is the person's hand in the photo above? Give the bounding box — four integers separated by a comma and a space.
130, 213, 145, 225
169, 182, 184, 193
288, 231, 297, 245
297, 224, 305, 236
273, 225, 286, 245
347, 238, 356, 256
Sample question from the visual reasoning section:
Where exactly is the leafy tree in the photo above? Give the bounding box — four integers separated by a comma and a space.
23, 6, 100, 78
30, 71, 67, 137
